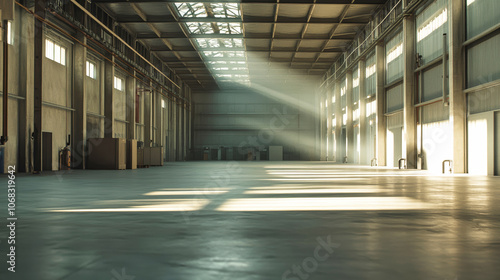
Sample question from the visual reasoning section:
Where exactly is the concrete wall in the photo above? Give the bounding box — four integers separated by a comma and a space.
193, 83, 318, 161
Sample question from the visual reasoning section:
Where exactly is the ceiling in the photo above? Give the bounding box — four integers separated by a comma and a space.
94, 0, 387, 90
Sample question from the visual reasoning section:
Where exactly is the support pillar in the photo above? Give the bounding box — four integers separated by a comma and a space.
170, 97, 175, 161
449, 0, 466, 173
403, 14, 417, 169
104, 57, 114, 138
326, 88, 333, 161
144, 85, 151, 147
72, 32, 86, 168
320, 91, 326, 161
180, 87, 185, 160
334, 65, 342, 163
18, 11, 34, 173
126, 74, 136, 140
359, 59, 367, 165
33, 0, 45, 172
346, 70, 354, 163
156, 90, 162, 147
375, 43, 387, 166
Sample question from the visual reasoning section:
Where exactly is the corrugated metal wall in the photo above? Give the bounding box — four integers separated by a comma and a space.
468, 84, 500, 114
386, 84, 404, 113
467, 33, 500, 88
466, 0, 500, 39
193, 87, 316, 160
421, 64, 447, 102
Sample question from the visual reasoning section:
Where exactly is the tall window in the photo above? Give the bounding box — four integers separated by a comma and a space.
45, 39, 66, 65
114, 77, 123, 91
6, 21, 13, 45
86, 61, 96, 79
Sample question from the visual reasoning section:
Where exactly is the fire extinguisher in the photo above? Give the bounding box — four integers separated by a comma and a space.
61, 147, 71, 170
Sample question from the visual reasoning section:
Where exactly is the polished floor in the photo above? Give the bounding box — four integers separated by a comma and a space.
1, 162, 500, 280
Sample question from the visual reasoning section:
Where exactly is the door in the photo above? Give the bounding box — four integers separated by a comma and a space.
388, 127, 403, 168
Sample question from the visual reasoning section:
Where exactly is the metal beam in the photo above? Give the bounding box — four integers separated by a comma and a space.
151, 47, 341, 53
311, 2, 352, 70
136, 33, 356, 40
95, 0, 385, 4
291, 1, 316, 64
118, 17, 369, 25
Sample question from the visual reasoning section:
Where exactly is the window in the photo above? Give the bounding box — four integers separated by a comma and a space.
86, 61, 96, 79
45, 39, 66, 65
366, 64, 376, 78
386, 43, 403, 64
114, 77, 123, 91
417, 8, 447, 42
7, 21, 13, 45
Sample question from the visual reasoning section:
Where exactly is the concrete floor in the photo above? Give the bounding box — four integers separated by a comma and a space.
1, 162, 500, 280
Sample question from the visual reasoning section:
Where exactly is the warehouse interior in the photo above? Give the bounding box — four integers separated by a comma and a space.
0, 0, 500, 279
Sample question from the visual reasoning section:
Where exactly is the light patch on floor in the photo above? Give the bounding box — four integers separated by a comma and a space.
144, 190, 228, 196
47, 199, 210, 213
249, 184, 379, 190
245, 188, 386, 194
216, 197, 433, 211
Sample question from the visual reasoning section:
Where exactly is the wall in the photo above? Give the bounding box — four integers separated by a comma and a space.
193, 83, 318, 161
42, 31, 73, 170
0, 5, 192, 172
317, 0, 500, 175
0, 10, 20, 173
86, 55, 104, 139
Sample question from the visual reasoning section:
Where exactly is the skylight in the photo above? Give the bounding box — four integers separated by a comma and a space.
187, 22, 214, 34
212, 3, 240, 18
203, 51, 245, 58
217, 22, 242, 34
175, 3, 240, 19
174, 2, 248, 85
175, 3, 207, 18
195, 38, 243, 49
